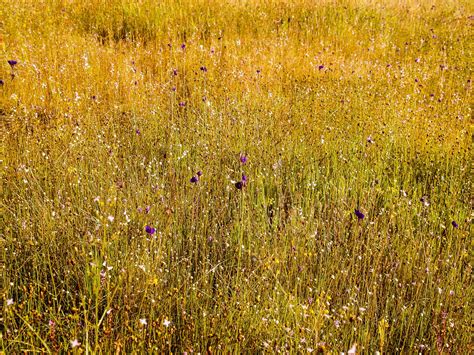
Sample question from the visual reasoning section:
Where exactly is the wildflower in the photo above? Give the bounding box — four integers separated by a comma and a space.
347, 343, 357, 354
135, 129, 141, 135
181, 43, 186, 50
366, 136, 374, 144
415, 58, 420, 63
197, 171, 203, 177
0, 79, 4, 85
70, 339, 80, 348
8, 60, 18, 68
235, 181, 244, 190
452, 220, 458, 228
190, 176, 199, 183
256, 69, 261, 74
145, 225, 156, 235
107, 215, 114, 222
242, 174, 248, 185
163, 319, 171, 327
200, 66, 207, 72
145, 225, 155, 235
49, 320, 55, 327
7, 298, 14, 306
139, 318, 147, 326
145, 205, 151, 214
179, 101, 186, 107
172, 69, 178, 76
354, 209, 365, 220
420, 196, 429, 206
240, 154, 248, 164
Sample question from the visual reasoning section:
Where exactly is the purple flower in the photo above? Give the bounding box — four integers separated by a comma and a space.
0, 79, 3, 86
181, 43, 186, 50
179, 101, 186, 107
145, 225, 156, 235
452, 221, 458, 228
242, 174, 247, 185
145, 205, 151, 214
318, 65, 325, 70
172, 69, 178, 76
135, 129, 141, 135
171, 86, 176, 92
240, 154, 248, 164
8, 60, 18, 68
190, 176, 199, 183
200, 66, 207, 72
235, 181, 244, 190
197, 171, 203, 177
256, 69, 261, 74
354, 209, 365, 220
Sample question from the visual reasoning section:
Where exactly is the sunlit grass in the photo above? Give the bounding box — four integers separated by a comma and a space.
2, 0, 473, 352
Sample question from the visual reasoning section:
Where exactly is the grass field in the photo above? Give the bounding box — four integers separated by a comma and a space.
2, 0, 473, 353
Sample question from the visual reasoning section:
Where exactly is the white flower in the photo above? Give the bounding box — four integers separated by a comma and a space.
140, 318, 147, 326
70, 339, 81, 348
348, 343, 357, 354
107, 215, 114, 222
163, 319, 171, 327
7, 298, 14, 306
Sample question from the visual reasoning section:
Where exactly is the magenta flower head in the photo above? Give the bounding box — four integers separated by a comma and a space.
179, 101, 186, 107
190, 176, 199, 183
200, 66, 207, 72
197, 170, 203, 177
354, 209, 365, 220
172, 69, 178, 76
235, 181, 244, 190
181, 43, 186, 50
240, 154, 248, 164
451, 220, 458, 228
242, 173, 247, 185
8, 60, 18, 68
145, 225, 156, 235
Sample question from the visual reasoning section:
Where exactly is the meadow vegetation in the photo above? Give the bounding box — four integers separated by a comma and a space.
2, 0, 473, 352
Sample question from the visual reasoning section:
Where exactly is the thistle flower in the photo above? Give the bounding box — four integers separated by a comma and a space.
200, 66, 207, 72
8, 60, 17, 68
145, 225, 156, 235
190, 176, 198, 183
240, 154, 248, 164
179, 101, 186, 107
197, 171, 203, 177
354, 209, 365, 220
181, 43, 186, 50
452, 220, 458, 228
